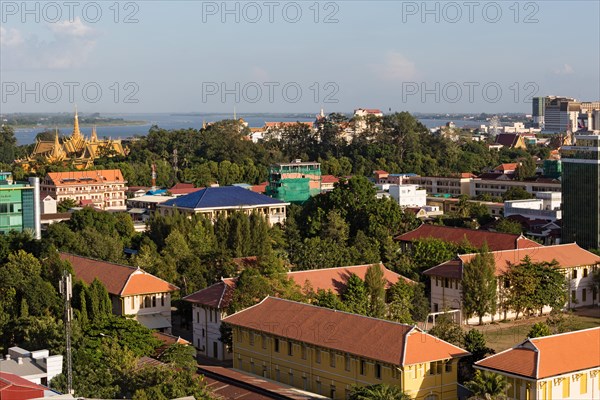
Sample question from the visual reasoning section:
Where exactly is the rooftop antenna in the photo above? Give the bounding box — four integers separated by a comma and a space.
59, 271, 73, 395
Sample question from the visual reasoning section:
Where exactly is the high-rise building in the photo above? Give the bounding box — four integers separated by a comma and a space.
561, 133, 600, 249
532, 96, 545, 128
544, 96, 578, 133
0, 172, 41, 239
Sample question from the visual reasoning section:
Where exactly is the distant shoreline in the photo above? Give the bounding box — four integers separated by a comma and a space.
8, 121, 148, 129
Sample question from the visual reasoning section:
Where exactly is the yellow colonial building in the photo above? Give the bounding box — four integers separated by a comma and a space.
222, 297, 470, 400
17, 110, 127, 171
475, 327, 600, 399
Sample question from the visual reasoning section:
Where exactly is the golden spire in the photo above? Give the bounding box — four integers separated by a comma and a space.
48, 129, 66, 162
72, 106, 82, 139
91, 125, 98, 142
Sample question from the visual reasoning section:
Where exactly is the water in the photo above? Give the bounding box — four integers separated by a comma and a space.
13, 113, 487, 145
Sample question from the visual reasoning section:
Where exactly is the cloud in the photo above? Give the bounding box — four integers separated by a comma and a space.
370, 51, 418, 81
0, 18, 97, 70
0, 27, 24, 47
49, 17, 94, 38
553, 64, 574, 75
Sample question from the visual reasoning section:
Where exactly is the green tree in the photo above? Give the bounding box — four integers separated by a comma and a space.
502, 187, 533, 201
494, 218, 522, 235
462, 245, 498, 324
514, 156, 536, 180
158, 344, 197, 372
313, 289, 346, 311
465, 370, 510, 400
463, 329, 494, 362
428, 313, 464, 347
348, 383, 409, 400
364, 264, 386, 318
342, 273, 369, 315
527, 322, 551, 338
0, 125, 17, 164
57, 198, 78, 212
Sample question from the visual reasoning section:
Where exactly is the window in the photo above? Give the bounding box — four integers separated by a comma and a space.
316, 379, 321, 395
330, 385, 336, 398
360, 359, 366, 375
288, 341, 293, 356
444, 278, 449, 288
202, 328, 205, 337
433, 303, 439, 313
316, 349, 321, 363
435, 277, 439, 287
437, 362, 442, 374
144, 296, 151, 308
274, 338, 280, 352
301, 344, 307, 360
289, 371, 294, 386
262, 335, 267, 349
375, 363, 381, 379
196, 311, 199, 322
249, 332, 254, 346
209, 309, 213, 322
583, 268, 588, 277
345, 354, 351, 371
161, 295, 165, 306
582, 289, 587, 302
302, 376, 308, 391
329, 351, 336, 368
152, 296, 156, 307
445, 361, 452, 373
131, 297, 135, 309
237, 328, 242, 343
572, 270, 578, 279
430, 362, 436, 375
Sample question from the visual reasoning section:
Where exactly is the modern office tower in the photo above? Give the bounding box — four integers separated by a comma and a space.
544, 96, 579, 133
532, 96, 545, 128
561, 133, 600, 249
0, 172, 41, 239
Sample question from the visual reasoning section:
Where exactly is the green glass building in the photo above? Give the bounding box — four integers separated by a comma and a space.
561, 134, 600, 249
0, 173, 41, 239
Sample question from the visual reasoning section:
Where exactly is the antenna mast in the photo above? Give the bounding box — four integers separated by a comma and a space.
59, 271, 74, 395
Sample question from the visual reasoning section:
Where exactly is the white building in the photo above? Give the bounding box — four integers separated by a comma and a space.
0, 347, 63, 386
424, 244, 600, 325
389, 184, 427, 208
504, 192, 562, 221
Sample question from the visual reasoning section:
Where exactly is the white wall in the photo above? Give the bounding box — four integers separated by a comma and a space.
389, 185, 427, 208
192, 304, 232, 361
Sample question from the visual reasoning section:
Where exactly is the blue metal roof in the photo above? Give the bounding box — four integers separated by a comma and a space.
161, 186, 286, 209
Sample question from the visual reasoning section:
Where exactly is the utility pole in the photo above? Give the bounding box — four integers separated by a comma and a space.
59, 271, 73, 395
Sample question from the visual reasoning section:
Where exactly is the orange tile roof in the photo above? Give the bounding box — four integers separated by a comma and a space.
60, 253, 178, 296
47, 169, 125, 186
184, 264, 413, 308
395, 224, 542, 252
321, 175, 339, 184
264, 122, 313, 128
425, 243, 600, 278
183, 279, 236, 308
288, 263, 414, 293
476, 328, 600, 379
223, 297, 469, 366
458, 243, 600, 276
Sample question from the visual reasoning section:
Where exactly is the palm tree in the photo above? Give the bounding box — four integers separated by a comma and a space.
465, 370, 510, 400
349, 384, 409, 400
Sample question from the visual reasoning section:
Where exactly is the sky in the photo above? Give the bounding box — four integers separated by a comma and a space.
1, 0, 599, 114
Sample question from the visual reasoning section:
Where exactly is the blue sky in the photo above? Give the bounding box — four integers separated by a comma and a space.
1, 1, 599, 114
